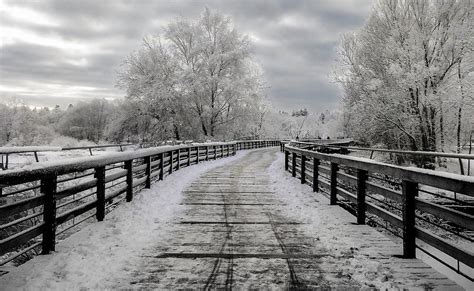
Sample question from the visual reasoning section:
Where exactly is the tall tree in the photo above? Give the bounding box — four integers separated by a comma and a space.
336, 0, 473, 155
119, 8, 263, 141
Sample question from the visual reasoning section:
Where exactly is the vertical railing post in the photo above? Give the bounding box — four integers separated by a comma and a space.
356, 169, 368, 224
187, 148, 191, 167
292, 153, 297, 177
206, 146, 209, 161
330, 163, 338, 205
402, 180, 417, 258
214, 146, 217, 159
144, 156, 151, 189
301, 154, 306, 184
95, 166, 106, 221
169, 151, 173, 174
41, 176, 57, 254
284, 151, 289, 171
196, 147, 200, 164
159, 153, 164, 180
220, 145, 223, 158
125, 160, 133, 202
312, 158, 319, 192
176, 149, 181, 170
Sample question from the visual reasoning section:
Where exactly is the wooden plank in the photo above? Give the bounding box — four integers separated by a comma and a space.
56, 178, 97, 199
105, 185, 127, 201
132, 163, 147, 173
133, 176, 147, 188
104, 169, 127, 183
336, 186, 357, 203
56, 199, 97, 225
337, 171, 357, 187
0, 223, 44, 253
366, 181, 402, 203
415, 198, 474, 230
366, 202, 403, 228
0, 195, 45, 219
416, 227, 474, 268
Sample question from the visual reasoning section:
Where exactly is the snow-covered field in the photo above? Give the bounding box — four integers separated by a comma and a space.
0, 150, 249, 289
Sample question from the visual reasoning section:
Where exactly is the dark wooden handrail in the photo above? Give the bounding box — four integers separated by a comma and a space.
284, 145, 474, 279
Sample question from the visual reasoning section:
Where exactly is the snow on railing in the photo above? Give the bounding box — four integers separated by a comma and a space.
0, 140, 280, 267
283, 144, 474, 280
289, 140, 474, 176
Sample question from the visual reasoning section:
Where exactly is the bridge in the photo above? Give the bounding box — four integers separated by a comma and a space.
0, 140, 472, 289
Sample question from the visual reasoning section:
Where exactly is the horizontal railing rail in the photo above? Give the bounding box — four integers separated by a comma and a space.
289, 141, 474, 176
283, 145, 474, 280
0, 140, 280, 266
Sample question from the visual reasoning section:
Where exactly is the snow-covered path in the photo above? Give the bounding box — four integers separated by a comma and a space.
0, 148, 463, 290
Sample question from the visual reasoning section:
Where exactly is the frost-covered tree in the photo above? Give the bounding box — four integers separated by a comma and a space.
118, 8, 264, 141
336, 0, 473, 153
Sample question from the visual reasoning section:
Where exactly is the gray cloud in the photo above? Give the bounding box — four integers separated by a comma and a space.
0, 0, 372, 112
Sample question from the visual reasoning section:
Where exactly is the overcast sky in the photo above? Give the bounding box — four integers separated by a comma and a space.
0, 0, 373, 111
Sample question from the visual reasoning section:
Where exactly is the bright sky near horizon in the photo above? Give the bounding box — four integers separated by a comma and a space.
0, 0, 373, 111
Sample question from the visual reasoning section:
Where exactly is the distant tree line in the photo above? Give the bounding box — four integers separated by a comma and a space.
0, 96, 342, 147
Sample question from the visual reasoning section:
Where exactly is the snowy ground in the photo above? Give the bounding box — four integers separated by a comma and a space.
0, 150, 249, 289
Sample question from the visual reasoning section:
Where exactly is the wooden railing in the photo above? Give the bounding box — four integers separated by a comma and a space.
289, 140, 474, 175
284, 145, 474, 280
0, 140, 279, 265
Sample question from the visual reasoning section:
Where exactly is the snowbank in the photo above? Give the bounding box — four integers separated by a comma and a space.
0, 150, 249, 289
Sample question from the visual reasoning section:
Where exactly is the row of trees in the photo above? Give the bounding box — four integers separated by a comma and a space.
336, 0, 473, 153
0, 9, 344, 147
0, 97, 342, 146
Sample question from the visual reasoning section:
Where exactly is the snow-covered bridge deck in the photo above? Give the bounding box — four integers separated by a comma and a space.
120, 149, 460, 289
0, 146, 468, 289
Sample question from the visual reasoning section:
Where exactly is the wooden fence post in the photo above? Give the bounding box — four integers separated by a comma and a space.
313, 158, 319, 192
402, 180, 417, 258
206, 146, 209, 161
176, 149, 181, 170
196, 147, 200, 164
214, 146, 217, 159
144, 156, 151, 189
95, 166, 106, 221
169, 151, 173, 174
159, 153, 164, 180
41, 176, 57, 254
330, 163, 338, 205
187, 148, 191, 166
284, 151, 289, 171
301, 154, 306, 184
357, 170, 368, 224
292, 153, 297, 177
125, 160, 133, 202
